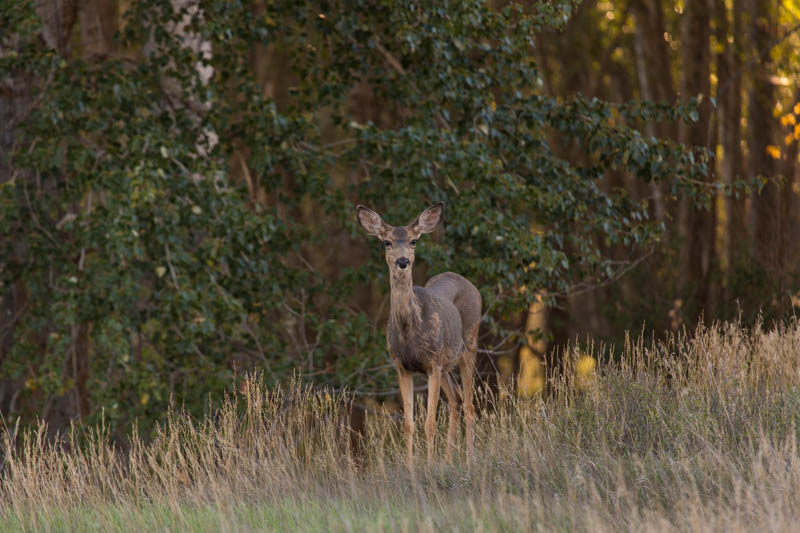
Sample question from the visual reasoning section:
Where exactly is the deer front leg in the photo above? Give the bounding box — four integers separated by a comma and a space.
425, 366, 442, 462
440, 372, 461, 461
397, 366, 414, 468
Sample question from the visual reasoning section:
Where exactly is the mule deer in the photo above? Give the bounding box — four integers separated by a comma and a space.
356, 202, 481, 465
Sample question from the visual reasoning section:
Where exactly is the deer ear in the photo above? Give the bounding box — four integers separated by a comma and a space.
413, 202, 444, 234
356, 205, 386, 237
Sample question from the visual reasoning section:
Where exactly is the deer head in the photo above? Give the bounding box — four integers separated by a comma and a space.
356, 202, 444, 277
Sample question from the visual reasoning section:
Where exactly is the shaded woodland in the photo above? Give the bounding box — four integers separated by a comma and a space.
543, 0, 800, 337
1, 0, 800, 439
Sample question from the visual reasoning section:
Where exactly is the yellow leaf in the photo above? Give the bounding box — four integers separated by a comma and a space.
517, 347, 544, 397
490, 100, 496, 112
156, 266, 166, 278
766, 145, 781, 159
786, 133, 794, 146
781, 113, 797, 126
794, 102, 800, 114
140, 393, 149, 406
794, 124, 800, 140
576, 355, 596, 377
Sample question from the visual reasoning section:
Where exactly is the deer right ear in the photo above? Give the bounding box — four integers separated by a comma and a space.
356, 205, 386, 237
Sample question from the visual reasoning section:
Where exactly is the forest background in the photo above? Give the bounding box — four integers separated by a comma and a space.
1, 0, 799, 442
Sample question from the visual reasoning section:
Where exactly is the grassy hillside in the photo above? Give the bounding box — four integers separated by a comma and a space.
2, 320, 800, 532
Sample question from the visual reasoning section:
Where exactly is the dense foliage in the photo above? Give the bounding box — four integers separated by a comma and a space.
0, 0, 705, 435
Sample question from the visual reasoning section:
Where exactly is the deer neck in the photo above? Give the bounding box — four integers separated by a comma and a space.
389, 270, 420, 332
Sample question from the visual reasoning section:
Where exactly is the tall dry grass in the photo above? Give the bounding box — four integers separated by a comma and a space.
2, 319, 800, 532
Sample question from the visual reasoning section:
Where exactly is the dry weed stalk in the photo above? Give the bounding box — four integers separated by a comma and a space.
0, 319, 799, 532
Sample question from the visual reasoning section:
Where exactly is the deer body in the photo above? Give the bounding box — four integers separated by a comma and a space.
357, 203, 480, 466
389, 274, 477, 373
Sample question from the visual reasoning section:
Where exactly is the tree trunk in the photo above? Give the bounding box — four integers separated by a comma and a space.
677, 0, 714, 320
632, 0, 676, 222
747, 0, 779, 274
34, 0, 77, 55
1, 0, 73, 420
632, 0, 675, 118
715, 0, 745, 304
167, 0, 217, 155
778, 88, 800, 302
78, 0, 117, 58
517, 294, 547, 398
17, 1, 118, 427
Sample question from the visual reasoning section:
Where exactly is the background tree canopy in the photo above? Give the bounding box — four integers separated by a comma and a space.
2, 0, 797, 439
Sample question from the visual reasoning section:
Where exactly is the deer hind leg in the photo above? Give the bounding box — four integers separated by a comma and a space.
424, 367, 442, 462
460, 323, 479, 463
397, 366, 414, 469
440, 371, 461, 461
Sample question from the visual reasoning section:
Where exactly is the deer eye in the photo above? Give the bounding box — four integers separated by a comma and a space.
383, 241, 391, 248
410, 240, 417, 246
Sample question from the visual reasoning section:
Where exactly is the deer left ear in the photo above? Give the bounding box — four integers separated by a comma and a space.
413, 202, 444, 234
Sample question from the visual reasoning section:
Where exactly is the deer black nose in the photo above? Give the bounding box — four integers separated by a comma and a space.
396, 257, 410, 269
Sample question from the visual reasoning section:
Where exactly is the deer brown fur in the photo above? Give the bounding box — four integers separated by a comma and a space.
356, 202, 481, 465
